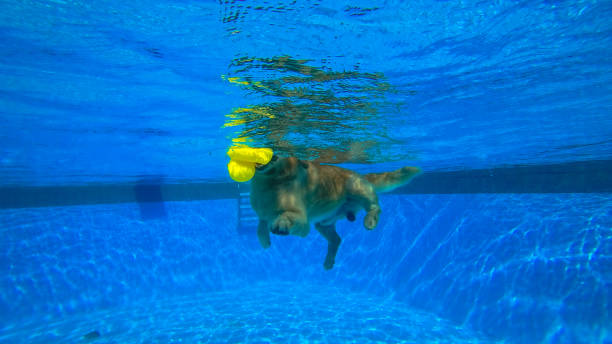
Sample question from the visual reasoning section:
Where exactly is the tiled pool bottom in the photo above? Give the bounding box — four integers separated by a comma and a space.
0, 282, 493, 344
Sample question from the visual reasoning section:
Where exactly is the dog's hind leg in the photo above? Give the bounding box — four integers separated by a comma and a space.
347, 177, 381, 230
257, 220, 271, 248
315, 223, 342, 270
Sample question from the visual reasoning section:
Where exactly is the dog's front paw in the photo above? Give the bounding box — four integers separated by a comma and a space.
271, 216, 292, 235
257, 221, 271, 248
271, 227, 289, 235
323, 257, 335, 270
258, 235, 271, 248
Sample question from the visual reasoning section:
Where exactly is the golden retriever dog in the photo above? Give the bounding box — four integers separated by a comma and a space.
250, 156, 421, 270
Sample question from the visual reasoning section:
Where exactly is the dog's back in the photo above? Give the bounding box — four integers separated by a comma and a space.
303, 163, 421, 201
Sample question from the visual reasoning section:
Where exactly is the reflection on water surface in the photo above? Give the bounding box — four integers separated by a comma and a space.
223, 55, 414, 164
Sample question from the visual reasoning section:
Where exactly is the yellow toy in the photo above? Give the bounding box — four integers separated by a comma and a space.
227, 146, 273, 182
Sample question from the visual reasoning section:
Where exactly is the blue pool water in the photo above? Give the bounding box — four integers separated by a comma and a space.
1, 0, 611, 343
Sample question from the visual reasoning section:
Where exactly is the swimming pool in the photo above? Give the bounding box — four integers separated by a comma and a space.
1, 1, 610, 343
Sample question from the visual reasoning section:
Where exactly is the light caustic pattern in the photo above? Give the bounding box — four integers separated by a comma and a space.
0, 282, 491, 344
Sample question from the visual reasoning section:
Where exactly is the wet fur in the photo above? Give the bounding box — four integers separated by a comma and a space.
250, 157, 421, 270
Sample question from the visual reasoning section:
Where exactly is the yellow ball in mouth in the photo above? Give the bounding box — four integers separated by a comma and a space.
227, 146, 273, 164
226, 146, 274, 182
227, 159, 256, 182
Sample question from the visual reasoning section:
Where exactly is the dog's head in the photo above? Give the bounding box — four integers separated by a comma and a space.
254, 155, 308, 179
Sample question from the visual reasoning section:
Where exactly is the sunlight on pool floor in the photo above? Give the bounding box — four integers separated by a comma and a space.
2, 282, 495, 344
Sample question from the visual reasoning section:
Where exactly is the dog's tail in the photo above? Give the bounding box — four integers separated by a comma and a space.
365, 166, 422, 193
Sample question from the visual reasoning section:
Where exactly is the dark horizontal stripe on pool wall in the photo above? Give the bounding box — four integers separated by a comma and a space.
392, 159, 612, 194
0, 160, 610, 209
0, 183, 241, 209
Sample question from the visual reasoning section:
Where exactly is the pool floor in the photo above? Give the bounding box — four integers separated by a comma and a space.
0, 282, 494, 343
